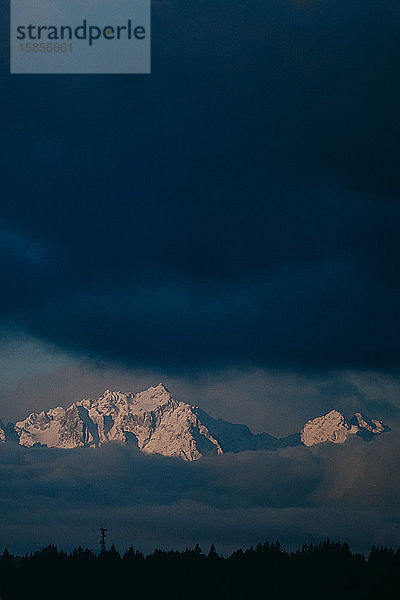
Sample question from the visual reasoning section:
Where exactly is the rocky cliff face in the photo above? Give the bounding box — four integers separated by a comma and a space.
0, 384, 388, 460
300, 409, 386, 447
10, 384, 280, 460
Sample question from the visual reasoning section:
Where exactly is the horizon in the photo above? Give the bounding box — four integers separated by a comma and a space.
1, 535, 396, 558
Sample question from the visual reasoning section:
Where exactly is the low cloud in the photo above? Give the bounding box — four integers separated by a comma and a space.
1, 428, 399, 555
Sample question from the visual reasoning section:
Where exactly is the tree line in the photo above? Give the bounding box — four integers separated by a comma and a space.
0, 539, 399, 599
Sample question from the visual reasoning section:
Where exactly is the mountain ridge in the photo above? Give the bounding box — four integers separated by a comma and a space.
0, 384, 388, 460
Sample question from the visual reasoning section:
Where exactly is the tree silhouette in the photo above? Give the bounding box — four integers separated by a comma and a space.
0, 538, 399, 600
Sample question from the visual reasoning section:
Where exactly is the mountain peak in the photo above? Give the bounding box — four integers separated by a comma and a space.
155, 382, 170, 392
300, 409, 386, 447
351, 412, 385, 434
144, 383, 172, 399
0, 385, 388, 459
100, 389, 128, 400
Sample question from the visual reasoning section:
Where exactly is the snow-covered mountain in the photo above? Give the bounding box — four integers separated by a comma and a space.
5, 385, 283, 460
300, 409, 386, 447
0, 384, 388, 460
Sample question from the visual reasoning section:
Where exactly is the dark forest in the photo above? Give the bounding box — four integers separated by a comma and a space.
0, 539, 399, 600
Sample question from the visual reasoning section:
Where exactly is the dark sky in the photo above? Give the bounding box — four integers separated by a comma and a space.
1, 0, 400, 554
1, 0, 399, 371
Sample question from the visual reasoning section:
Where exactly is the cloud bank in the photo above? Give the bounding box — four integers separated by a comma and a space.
1, 428, 399, 555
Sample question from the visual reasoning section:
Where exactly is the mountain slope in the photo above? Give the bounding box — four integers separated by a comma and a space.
0, 384, 388, 460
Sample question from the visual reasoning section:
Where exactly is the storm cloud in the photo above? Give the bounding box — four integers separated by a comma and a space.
0, 0, 399, 370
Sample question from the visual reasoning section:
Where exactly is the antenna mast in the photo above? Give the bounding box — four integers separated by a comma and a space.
100, 527, 108, 553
